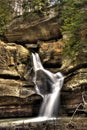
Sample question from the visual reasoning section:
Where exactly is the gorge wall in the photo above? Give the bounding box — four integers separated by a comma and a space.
0, 8, 87, 120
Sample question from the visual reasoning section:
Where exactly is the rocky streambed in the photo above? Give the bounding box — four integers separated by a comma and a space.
0, 117, 87, 130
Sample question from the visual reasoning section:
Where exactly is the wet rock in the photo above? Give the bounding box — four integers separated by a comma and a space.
0, 117, 87, 130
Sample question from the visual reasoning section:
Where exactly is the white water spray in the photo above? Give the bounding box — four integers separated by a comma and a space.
32, 53, 64, 118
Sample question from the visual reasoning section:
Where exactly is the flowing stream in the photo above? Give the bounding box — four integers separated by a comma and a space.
32, 53, 64, 118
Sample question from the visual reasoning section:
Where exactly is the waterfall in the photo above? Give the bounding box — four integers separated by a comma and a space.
32, 53, 64, 118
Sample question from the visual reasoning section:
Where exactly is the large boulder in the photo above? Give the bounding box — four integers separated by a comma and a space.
5, 15, 62, 43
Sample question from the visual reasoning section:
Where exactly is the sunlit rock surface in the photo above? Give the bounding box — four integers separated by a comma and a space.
38, 40, 64, 68
0, 41, 29, 78
0, 40, 42, 118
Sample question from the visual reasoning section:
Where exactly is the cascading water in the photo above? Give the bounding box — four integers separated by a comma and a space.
32, 53, 64, 118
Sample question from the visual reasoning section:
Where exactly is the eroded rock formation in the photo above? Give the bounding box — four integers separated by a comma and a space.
0, 9, 87, 119
5, 15, 62, 43
0, 40, 42, 118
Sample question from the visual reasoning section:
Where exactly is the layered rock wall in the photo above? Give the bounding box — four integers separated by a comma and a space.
0, 40, 42, 118
0, 10, 87, 119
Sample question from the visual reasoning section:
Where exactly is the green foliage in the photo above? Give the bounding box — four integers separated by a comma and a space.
0, 0, 12, 35
61, 0, 87, 59
22, 0, 50, 17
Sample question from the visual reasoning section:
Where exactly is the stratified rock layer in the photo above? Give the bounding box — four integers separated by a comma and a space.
0, 40, 42, 118
5, 16, 62, 43
0, 5, 87, 119
61, 68, 87, 116
38, 40, 64, 68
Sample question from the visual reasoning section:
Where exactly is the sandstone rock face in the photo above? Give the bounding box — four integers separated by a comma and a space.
0, 41, 29, 78
60, 38, 87, 116
0, 40, 42, 118
61, 67, 87, 116
38, 40, 64, 68
0, 38, 87, 118
5, 16, 62, 43
1, 8, 87, 119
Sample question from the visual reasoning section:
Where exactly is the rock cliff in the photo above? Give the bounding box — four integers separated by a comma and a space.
0, 9, 87, 120
0, 40, 42, 118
